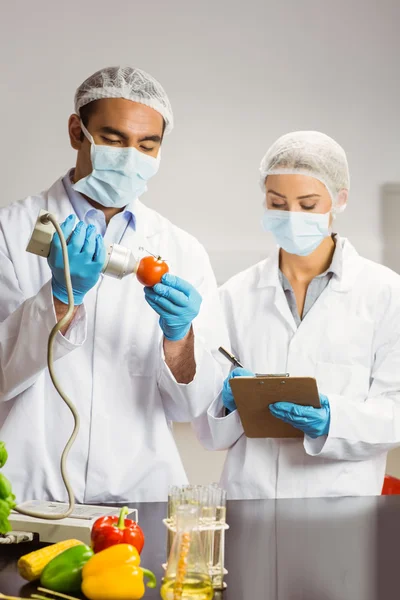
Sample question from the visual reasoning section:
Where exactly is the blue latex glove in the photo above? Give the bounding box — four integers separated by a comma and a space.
144, 273, 202, 341
48, 215, 106, 305
269, 394, 330, 438
222, 368, 255, 413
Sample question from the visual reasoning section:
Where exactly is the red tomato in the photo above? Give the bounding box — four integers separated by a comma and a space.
136, 255, 169, 287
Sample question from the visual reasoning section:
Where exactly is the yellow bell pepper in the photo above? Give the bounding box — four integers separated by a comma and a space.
83, 543, 140, 575
81, 543, 156, 600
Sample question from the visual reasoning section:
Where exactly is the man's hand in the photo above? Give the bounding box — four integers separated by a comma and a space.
144, 274, 202, 383
163, 329, 196, 384
144, 274, 202, 341
48, 215, 105, 306
53, 297, 78, 336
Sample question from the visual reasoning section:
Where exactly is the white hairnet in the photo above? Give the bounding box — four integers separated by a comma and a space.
74, 66, 174, 134
259, 131, 350, 214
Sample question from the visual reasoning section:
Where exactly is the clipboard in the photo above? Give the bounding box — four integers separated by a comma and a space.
230, 376, 321, 438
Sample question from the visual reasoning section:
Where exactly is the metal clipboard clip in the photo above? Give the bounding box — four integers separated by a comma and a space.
255, 373, 290, 378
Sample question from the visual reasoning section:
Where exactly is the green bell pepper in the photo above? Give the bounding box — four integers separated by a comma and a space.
0, 442, 8, 468
0, 473, 16, 507
0, 499, 11, 534
0, 442, 16, 535
40, 544, 94, 593
0, 473, 16, 534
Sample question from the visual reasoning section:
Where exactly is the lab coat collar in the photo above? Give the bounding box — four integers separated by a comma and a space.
330, 238, 360, 292
257, 246, 281, 289
257, 237, 360, 293
45, 175, 166, 241
62, 169, 136, 230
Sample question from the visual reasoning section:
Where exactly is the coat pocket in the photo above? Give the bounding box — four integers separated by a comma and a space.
315, 361, 370, 400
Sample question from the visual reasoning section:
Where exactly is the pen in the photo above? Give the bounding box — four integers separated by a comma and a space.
218, 347, 289, 377
218, 346, 244, 369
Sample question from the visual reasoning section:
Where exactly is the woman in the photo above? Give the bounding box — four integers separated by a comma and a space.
197, 131, 400, 499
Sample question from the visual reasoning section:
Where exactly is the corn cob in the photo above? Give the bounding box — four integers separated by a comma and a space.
173, 531, 191, 600
17, 539, 83, 581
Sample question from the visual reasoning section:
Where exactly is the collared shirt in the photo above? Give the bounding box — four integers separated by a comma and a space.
278, 237, 343, 327
62, 169, 136, 246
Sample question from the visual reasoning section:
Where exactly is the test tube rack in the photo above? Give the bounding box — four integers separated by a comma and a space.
162, 516, 229, 590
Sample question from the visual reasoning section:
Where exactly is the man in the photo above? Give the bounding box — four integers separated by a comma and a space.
0, 66, 226, 504
195, 131, 400, 499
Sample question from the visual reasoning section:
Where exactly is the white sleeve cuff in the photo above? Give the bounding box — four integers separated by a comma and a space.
304, 433, 328, 456
157, 324, 225, 421
205, 393, 244, 449
158, 321, 208, 386
40, 281, 87, 353
303, 394, 340, 457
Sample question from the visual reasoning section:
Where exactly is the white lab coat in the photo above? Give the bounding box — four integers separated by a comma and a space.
195, 238, 400, 499
0, 176, 227, 504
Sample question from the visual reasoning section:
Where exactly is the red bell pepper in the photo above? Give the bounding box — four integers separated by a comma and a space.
91, 506, 145, 554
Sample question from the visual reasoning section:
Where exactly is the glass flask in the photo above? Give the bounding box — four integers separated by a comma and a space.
160, 505, 214, 600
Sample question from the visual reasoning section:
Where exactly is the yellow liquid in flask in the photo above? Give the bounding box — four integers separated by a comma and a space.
160, 574, 214, 600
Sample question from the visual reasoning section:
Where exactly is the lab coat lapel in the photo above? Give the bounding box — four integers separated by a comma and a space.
296, 238, 361, 331
257, 239, 361, 336
118, 199, 166, 258
257, 246, 298, 333
47, 175, 77, 221
47, 180, 160, 257
329, 238, 360, 293
273, 283, 298, 332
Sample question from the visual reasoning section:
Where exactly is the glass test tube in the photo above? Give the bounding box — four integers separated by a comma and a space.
212, 487, 227, 588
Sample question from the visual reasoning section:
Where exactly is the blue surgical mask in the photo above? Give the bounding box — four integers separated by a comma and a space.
72, 122, 160, 208
262, 209, 331, 256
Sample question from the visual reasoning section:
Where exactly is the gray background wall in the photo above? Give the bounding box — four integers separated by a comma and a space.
1, 0, 400, 482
